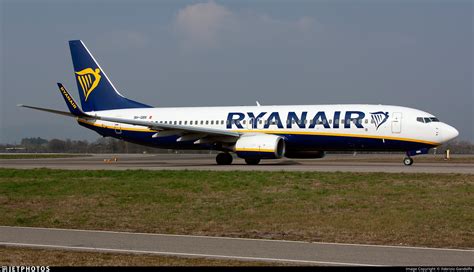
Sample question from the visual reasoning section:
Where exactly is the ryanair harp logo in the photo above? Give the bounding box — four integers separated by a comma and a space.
370, 111, 389, 130
75, 68, 101, 101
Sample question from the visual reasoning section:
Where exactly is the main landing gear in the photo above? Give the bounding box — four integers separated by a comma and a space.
215, 153, 262, 165
216, 153, 233, 165
403, 157, 414, 166
244, 158, 261, 165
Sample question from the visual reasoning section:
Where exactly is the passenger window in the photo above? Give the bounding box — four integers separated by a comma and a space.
200, 120, 204, 125
184, 121, 187, 125
365, 119, 368, 124
242, 120, 246, 125
329, 119, 332, 124
259, 120, 263, 124
211, 120, 214, 125
206, 120, 209, 125
341, 119, 345, 124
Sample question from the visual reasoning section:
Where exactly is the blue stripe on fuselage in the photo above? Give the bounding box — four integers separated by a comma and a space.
79, 122, 435, 152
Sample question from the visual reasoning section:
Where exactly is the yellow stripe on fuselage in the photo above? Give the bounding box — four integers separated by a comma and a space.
233, 129, 439, 146
77, 119, 439, 146
235, 148, 275, 153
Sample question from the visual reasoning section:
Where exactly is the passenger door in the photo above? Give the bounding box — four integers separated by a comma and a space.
391, 112, 402, 134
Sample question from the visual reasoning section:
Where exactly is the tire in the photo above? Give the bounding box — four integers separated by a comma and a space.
245, 158, 261, 165
216, 153, 233, 165
403, 157, 413, 166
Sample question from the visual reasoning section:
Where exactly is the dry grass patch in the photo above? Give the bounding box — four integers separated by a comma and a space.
0, 246, 271, 266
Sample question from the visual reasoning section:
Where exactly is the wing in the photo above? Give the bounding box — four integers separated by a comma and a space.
94, 115, 241, 139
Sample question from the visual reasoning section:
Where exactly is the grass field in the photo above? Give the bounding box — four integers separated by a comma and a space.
0, 168, 472, 248
0, 154, 90, 159
0, 246, 268, 266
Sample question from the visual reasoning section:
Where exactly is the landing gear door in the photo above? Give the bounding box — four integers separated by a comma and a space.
391, 112, 402, 134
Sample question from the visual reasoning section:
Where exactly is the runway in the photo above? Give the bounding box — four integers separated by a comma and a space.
1, 154, 473, 173
1, 226, 472, 266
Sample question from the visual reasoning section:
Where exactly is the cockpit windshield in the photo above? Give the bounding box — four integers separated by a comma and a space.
417, 117, 440, 123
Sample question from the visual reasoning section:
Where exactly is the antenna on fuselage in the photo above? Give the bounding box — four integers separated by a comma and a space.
256, 101, 261, 106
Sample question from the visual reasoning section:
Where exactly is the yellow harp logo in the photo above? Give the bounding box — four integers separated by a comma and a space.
75, 68, 101, 101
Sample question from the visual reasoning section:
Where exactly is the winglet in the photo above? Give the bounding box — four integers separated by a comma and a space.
57, 83, 86, 116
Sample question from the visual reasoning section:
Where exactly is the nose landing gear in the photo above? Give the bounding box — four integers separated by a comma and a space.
403, 157, 414, 166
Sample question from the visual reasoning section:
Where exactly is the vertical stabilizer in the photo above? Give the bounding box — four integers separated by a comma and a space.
69, 40, 151, 112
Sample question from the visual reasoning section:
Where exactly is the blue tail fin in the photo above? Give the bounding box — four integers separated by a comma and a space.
69, 40, 151, 112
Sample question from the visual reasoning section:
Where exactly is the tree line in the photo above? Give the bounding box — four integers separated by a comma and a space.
1, 137, 473, 154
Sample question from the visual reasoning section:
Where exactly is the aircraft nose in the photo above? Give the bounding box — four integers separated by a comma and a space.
442, 124, 459, 142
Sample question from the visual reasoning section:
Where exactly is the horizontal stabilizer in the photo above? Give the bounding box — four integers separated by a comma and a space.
17, 104, 77, 117
18, 83, 90, 118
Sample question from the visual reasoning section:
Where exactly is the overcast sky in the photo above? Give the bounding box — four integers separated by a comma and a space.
1, 0, 472, 144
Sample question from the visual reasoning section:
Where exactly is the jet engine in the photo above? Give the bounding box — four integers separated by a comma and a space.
234, 134, 285, 159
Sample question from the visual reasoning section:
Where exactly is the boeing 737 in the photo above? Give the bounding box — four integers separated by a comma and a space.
20, 40, 459, 166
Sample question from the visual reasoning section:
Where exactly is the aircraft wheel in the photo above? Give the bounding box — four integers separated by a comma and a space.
403, 157, 413, 166
216, 153, 233, 165
245, 158, 261, 165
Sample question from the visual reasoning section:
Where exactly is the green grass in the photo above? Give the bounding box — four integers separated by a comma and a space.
0, 154, 90, 159
0, 168, 472, 248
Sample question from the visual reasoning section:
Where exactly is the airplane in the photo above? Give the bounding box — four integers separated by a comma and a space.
19, 40, 459, 166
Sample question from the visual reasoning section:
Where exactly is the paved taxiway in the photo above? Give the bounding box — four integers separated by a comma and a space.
1, 154, 473, 173
1, 226, 472, 266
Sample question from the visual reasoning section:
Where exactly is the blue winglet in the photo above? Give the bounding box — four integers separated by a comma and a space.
57, 83, 86, 117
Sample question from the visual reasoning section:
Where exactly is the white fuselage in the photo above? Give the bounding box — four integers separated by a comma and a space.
79, 104, 458, 152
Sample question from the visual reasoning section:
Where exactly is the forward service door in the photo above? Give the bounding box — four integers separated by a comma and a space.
391, 112, 402, 134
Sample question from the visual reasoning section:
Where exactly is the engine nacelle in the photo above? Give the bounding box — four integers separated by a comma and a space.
234, 134, 285, 159
285, 150, 325, 159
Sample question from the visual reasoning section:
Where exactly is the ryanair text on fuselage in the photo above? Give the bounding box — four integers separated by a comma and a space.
226, 111, 389, 129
